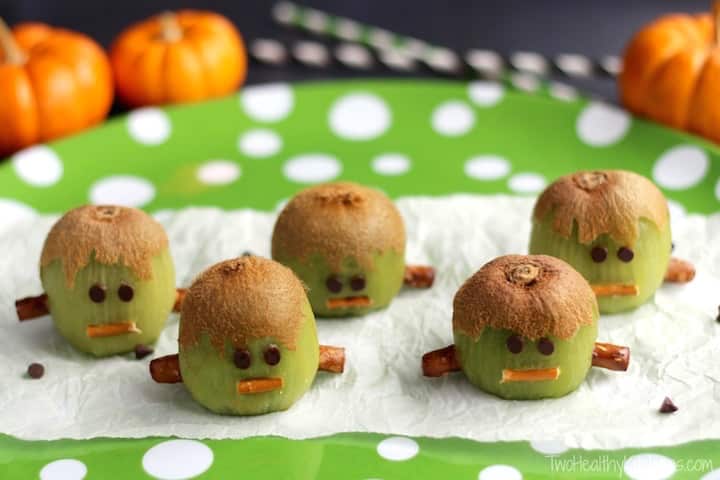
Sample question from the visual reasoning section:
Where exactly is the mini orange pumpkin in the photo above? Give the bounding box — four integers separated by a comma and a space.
619, 2, 720, 143
110, 10, 247, 107
0, 18, 113, 157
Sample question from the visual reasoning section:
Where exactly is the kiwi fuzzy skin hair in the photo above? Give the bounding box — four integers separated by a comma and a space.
453, 254, 597, 341
179, 256, 309, 354
271, 182, 406, 271
532, 170, 668, 247
41, 205, 169, 288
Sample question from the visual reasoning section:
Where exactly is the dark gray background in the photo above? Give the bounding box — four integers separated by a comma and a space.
0, 0, 711, 105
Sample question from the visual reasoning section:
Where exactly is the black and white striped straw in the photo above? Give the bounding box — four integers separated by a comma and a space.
270, 1, 622, 80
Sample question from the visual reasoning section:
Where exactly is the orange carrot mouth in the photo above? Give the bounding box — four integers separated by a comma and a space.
326, 296, 372, 309
591, 284, 639, 297
236, 377, 283, 394
501, 367, 561, 383
86, 321, 141, 338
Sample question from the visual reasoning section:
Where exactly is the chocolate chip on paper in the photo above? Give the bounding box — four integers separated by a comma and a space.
659, 397, 678, 414
134, 344, 154, 360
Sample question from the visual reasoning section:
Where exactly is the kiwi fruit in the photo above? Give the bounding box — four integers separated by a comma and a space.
272, 182, 406, 317
40, 205, 176, 356
178, 256, 320, 415
529, 170, 671, 313
453, 255, 599, 400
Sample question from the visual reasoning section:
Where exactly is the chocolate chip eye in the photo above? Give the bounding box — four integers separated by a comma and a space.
350, 275, 366, 291
264, 345, 281, 366
88, 284, 106, 303
617, 247, 634, 262
590, 246, 608, 263
326, 275, 342, 293
506, 335, 523, 354
118, 284, 134, 302
538, 338, 555, 356
233, 349, 251, 369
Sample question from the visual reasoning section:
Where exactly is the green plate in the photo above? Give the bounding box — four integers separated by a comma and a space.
1, 79, 719, 480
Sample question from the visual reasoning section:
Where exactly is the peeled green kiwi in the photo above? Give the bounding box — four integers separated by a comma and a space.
39, 205, 176, 356
178, 256, 320, 415
529, 170, 671, 314
452, 254, 599, 400
530, 216, 671, 313
272, 182, 407, 317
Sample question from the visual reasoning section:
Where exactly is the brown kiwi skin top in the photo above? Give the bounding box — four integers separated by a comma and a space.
532, 170, 669, 247
40, 205, 169, 288
271, 182, 406, 271
453, 254, 597, 341
179, 256, 308, 355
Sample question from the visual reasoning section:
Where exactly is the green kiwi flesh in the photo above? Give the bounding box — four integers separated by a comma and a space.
454, 320, 598, 400
41, 251, 176, 356
529, 217, 671, 313
179, 302, 319, 415
275, 251, 405, 318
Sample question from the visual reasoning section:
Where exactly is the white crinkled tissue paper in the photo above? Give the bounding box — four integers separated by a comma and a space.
0, 194, 718, 450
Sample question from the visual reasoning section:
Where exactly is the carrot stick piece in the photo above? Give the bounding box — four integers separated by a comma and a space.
319, 345, 345, 373
501, 367, 561, 383
236, 377, 283, 394
16, 294, 49, 321
326, 296, 371, 309
422, 345, 461, 377
150, 354, 183, 383
664, 257, 695, 283
86, 321, 141, 338
404, 265, 435, 288
591, 284, 639, 297
173, 288, 187, 313
592, 342, 630, 371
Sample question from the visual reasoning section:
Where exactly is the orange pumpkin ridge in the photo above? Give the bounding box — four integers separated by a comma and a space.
619, 2, 720, 144
110, 10, 247, 108
0, 18, 113, 157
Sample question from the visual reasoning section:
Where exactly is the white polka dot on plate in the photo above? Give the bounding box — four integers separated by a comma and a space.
653, 145, 708, 190
468, 81, 504, 107
89, 175, 156, 207
701, 468, 720, 480
142, 439, 214, 480
329, 93, 391, 140
275, 197, 289, 212
376, 436, 419, 461
40, 459, 87, 480
152, 209, 176, 223
197, 160, 241, 186
667, 199, 686, 220
530, 439, 569, 456
12, 145, 63, 187
432, 100, 475, 136
478, 464, 523, 480
623, 454, 676, 480
508, 172, 546, 193
127, 108, 171, 145
465, 155, 511, 180
576, 102, 631, 147
240, 83, 294, 122
238, 129, 282, 158
283, 154, 341, 183
372, 153, 411, 176
0, 198, 36, 233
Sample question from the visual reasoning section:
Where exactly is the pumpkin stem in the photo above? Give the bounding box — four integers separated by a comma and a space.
0, 17, 26, 65
159, 11, 183, 42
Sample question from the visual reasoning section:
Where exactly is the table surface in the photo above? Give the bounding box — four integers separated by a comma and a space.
0, 0, 712, 103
